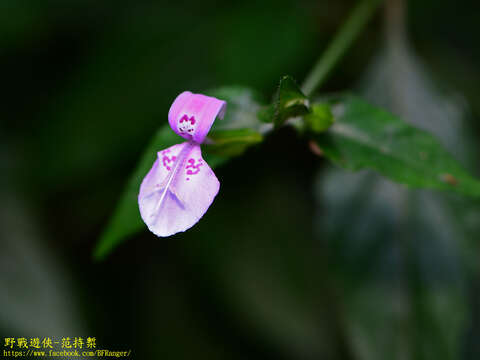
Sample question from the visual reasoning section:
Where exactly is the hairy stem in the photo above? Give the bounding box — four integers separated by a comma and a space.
302, 0, 384, 96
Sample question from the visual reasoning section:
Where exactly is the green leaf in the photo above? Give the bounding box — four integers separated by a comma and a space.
273, 75, 309, 128
93, 125, 176, 260
304, 103, 334, 133
257, 104, 276, 123
94, 86, 265, 260
206, 129, 263, 157
314, 96, 480, 197
205, 86, 267, 131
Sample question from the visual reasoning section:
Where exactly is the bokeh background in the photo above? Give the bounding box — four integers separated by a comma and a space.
2, 0, 480, 359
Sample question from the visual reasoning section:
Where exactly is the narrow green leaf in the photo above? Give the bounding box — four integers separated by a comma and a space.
93, 125, 176, 260
314, 96, 480, 197
274, 75, 309, 128
94, 86, 265, 260
206, 128, 263, 157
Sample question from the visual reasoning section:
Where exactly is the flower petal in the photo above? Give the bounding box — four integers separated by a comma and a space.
138, 142, 220, 237
168, 91, 226, 143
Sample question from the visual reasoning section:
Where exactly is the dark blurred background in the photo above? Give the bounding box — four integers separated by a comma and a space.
2, 0, 480, 359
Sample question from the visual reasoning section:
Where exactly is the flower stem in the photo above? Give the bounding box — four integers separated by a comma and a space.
301, 0, 384, 96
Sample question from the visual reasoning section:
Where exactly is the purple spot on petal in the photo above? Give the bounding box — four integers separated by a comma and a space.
185, 158, 203, 175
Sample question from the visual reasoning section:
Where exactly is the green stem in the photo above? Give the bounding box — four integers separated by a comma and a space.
301, 0, 384, 96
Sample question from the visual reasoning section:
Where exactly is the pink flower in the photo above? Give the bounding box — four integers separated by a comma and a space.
138, 91, 226, 237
